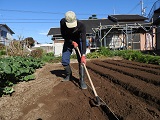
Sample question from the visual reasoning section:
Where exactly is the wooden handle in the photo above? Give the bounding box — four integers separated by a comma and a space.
76, 47, 98, 97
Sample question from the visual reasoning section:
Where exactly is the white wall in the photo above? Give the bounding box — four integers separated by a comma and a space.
33, 43, 54, 53
54, 43, 64, 56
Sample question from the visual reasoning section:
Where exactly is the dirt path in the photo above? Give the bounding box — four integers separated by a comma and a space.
0, 58, 160, 120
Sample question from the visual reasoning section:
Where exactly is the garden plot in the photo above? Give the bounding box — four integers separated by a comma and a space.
0, 59, 159, 120
71, 59, 160, 120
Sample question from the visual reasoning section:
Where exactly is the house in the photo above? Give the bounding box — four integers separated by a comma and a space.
47, 28, 64, 56
0, 24, 15, 46
148, 0, 160, 50
94, 14, 155, 50
48, 14, 154, 56
47, 19, 116, 56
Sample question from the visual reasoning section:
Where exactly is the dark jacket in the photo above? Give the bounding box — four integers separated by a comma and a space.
60, 18, 86, 54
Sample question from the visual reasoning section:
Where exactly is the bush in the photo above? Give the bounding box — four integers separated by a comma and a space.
99, 47, 111, 56
87, 51, 102, 59
0, 50, 6, 56
31, 48, 43, 58
7, 40, 24, 56
46, 52, 54, 57
41, 52, 54, 62
0, 43, 5, 50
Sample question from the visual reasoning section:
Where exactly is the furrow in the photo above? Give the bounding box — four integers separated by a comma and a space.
102, 60, 160, 75
86, 62, 160, 111
120, 59, 160, 70
92, 60, 160, 86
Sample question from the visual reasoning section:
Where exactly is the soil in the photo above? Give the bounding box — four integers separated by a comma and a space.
0, 57, 160, 120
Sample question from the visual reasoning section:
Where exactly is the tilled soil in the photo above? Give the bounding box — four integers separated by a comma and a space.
0, 58, 160, 120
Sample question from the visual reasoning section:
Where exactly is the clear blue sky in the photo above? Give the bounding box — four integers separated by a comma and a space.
0, 0, 157, 43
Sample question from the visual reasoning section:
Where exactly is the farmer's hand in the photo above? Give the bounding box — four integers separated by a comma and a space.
72, 41, 78, 48
81, 55, 86, 65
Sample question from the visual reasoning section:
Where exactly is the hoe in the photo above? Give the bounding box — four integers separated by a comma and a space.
75, 47, 102, 106
75, 47, 119, 120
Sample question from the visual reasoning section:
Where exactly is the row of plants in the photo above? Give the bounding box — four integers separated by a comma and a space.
0, 46, 63, 96
41, 47, 160, 65
86, 47, 160, 65
0, 56, 44, 95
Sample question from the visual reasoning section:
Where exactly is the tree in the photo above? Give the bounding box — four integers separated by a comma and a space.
17, 35, 24, 41
24, 37, 35, 47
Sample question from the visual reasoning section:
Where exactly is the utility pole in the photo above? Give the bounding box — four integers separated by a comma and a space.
140, 0, 146, 16
113, 7, 115, 15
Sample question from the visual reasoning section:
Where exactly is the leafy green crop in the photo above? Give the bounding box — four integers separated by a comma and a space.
0, 56, 44, 96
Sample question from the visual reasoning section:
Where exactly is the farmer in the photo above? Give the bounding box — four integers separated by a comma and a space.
60, 11, 87, 89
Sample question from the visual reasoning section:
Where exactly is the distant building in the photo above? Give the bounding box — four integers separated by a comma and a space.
33, 41, 54, 53
48, 14, 154, 56
48, 0, 160, 56
0, 24, 15, 46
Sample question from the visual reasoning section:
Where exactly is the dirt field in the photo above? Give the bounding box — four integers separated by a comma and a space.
0, 57, 160, 120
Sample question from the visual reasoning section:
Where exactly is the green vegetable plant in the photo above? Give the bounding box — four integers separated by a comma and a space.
0, 56, 44, 96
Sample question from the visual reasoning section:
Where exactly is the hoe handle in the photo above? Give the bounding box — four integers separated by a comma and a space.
76, 47, 98, 97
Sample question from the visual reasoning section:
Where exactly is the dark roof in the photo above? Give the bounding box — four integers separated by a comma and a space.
0, 24, 15, 34
80, 19, 114, 33
108, 14, 148, 22
47, 19, 114, 36
48, 28, 60, 36
48, 15, 149, 37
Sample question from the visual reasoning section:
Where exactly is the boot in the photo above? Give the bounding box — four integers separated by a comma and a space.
79, 64, 87, 89
62, 65, 72, 82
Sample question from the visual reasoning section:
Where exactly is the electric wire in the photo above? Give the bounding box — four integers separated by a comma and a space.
0, 8, 107, 25
2, 18, 59, 20
127, 2, 141, 14
0, 22, 59, 23
0, 9, 64, 14
0, 9, 107, 16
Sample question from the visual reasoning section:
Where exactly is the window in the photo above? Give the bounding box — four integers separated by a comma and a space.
1, 30, 7, 37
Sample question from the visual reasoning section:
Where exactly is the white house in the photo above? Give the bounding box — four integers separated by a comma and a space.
47, 28, 64, 56
0, 24, 15, 46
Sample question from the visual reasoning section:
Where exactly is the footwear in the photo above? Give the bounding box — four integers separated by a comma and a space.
62, 65, 72, 82
62, 74, 72, 82
80, 80, 87, 89
79, 64, 87, 89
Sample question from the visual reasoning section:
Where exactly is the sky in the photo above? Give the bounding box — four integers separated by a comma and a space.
0, 0, 158, 44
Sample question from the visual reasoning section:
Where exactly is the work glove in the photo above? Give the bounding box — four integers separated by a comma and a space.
72, 41, 78, 48
81, 55, 86, 65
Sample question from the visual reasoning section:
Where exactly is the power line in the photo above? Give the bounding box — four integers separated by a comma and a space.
0, 9, 64, 14
127, 2, 141, 14
0, 9, 107, 16
0, 22, 59, 23
2, 18, 59, 20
